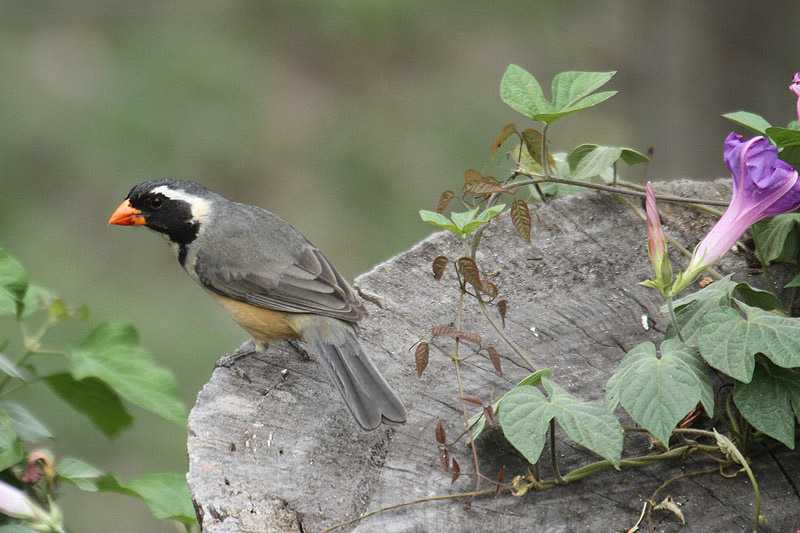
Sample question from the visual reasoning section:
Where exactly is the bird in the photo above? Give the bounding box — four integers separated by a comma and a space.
108, 179, 407, 430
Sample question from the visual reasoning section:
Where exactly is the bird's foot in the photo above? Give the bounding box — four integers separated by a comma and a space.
286, 338, 312, 361
215, 339, 267, 369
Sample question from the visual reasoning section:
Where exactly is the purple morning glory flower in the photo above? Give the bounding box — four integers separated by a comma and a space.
790, 72, 800, 122
674, 133, 800, 295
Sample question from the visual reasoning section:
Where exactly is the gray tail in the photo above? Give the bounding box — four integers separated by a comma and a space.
309, 329, 407, 430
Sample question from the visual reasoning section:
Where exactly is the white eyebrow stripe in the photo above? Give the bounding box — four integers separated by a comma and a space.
151, 185, 212, 222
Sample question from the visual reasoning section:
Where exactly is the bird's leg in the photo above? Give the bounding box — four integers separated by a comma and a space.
286, 338, 312, 361
214, 339, 265, 368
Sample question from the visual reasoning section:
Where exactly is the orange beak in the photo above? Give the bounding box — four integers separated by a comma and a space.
108, 199, 146, 226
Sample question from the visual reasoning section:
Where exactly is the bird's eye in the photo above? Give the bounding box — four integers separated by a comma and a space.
148, 195, 164, 209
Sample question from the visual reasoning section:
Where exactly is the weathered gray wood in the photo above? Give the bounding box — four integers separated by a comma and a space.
187, 179, 800, 532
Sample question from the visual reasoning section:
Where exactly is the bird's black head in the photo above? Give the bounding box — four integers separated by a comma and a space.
109, 179, 215, 264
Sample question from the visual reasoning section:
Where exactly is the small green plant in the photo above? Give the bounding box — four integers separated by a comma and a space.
409, 65, 800, 530
0, 247, 196, 531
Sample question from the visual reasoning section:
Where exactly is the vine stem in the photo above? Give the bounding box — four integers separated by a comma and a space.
666, 297, 685, 343
509, 172, 730, 207
476, 298, 536, 371
320, 442, 724, 532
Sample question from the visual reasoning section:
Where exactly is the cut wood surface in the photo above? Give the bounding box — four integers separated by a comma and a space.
187, 179, 800, 532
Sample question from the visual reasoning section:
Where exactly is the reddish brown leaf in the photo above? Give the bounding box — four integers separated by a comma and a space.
495, 466, 506, 497
479, 279, 498, 298
451, 457, 461, 485
435, 418, 447, 445
510, 199, 532, 244
497, 299, 507, 328
436, 190, 455, 214
439, 448, 450, 472
431, 325, 482, 345
487, 346, 503, 376
457, 256, 482, 289
463, 176, 511, 195
464, 168, 482, 182
431, 324, 458, 338
432, 255, 449, 280
491, 123, 517, 159
483, 404, 496, 426
458, 395, 483, 408
415, 342, 429, 378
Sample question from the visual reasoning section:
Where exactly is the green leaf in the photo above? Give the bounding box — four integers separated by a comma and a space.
779, 144, 800, 168
500, 66, 616, 124
98, 472, 197, 525
0, 248, 29, 319
0, 353, 24, 380
733, 283, 783, 312
450, 207, 479, 233
498, 385, 551, 464
64, 323, 187, 425
58, 457, 105, 491
751, 214, 800, 265
567, 144, 622, 181
619, 148, 651, 166
668, 276, 740, 342
766, 126, 800, 148
722, 111, 772, 136
606, 340, 713, 445
535, 90, 617, 124
0, 525, 43, 533
733, 360, 800, 448
695, 301, 800, 383
44, 373, 134, 438
500, 64, 550, 119
419, 209, 461, 236
542, 378, 622, 466
500, 377, 622, 466
19, 284, 57, 319
0, 402, 52, 443
470, 369, 552, 440
461, 204, 506, 235
0, 408, 21, 471
668, 276, 781, 341
551, 71, 616, 112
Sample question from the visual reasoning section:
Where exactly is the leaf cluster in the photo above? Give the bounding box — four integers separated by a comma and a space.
412, 64, 800, 530
0, 247, 196, 530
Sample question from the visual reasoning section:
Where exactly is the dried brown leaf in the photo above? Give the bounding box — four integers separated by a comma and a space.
415, 342, 429, 378
510, 199, 532, 244
435, 418, 447, 445
432, 255, 448, 280
487, 346, 503, 376
491, 123, 517, 159
436, 190, 455, 214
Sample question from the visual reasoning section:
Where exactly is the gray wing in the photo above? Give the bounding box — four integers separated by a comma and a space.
194, 204, 366, 322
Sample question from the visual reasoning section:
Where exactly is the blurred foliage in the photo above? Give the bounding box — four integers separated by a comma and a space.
0, 1, 798, 531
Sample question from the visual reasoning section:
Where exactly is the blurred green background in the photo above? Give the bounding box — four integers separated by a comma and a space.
0, 1, 798, 531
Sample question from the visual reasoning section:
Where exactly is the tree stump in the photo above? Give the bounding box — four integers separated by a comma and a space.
187, 179, 800, 532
